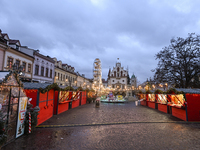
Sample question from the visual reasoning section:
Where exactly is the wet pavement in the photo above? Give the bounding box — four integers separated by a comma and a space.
2, 102, 200, 150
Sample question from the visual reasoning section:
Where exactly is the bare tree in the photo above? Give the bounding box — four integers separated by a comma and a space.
153, 33, 200, 88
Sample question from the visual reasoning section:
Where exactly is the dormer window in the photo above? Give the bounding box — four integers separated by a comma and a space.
16, 45, 19, 50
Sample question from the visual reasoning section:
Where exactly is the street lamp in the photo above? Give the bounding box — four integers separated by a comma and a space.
12, 63, 25, 77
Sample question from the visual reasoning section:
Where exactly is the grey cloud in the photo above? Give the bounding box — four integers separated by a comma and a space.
1, 0, 200, 82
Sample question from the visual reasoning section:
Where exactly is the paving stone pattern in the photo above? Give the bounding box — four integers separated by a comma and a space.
2, 102, 200, 150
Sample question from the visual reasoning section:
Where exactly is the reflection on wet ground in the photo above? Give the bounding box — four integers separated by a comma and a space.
2, 102, 200, 150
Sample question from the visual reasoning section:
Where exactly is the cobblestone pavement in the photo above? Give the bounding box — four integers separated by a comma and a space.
2, 102, 200, 150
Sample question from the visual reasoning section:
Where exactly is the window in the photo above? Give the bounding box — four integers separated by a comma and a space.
35, 65, 39, 75
22, 62, 26, 72
55, 72, 57, 77
112, 80, 114, 82
16, 60, 20, 70
28, 64, 31, 73
58, 73, 60, 80
7, 57, 13, 68
16, 45, 19, 50
122, 80, 124, 82
63, 75, 65, 81
46, 68, 48, 77
112, 85, 115, 88
50, 69, 52, 78
41, 66, 44, 76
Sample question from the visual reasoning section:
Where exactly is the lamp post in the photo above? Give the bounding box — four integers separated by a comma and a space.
12, 63, 25, 80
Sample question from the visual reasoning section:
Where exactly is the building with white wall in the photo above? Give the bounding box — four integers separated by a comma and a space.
0, 30, 7, 70
3, 40, 34, 81
20, 46, 55, 83
107, 58, 130, 90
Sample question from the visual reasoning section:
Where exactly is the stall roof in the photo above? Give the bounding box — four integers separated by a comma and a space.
23, 82, 79, 90
175, 88, 200, 94
23, 82, 52, 89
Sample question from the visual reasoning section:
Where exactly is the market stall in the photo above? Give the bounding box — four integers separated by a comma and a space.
157, 94, 168, 113
147, 94, 156, 109
167, 94, 186, 120
185, 91, 200, 121
72, 91, 81, 109
55, 91, 72, 115
81, 91, 87, 105
140, 94, 147, 106
0, 71, 28, 143
23, 83, 55, 125
54, 90, 87, 115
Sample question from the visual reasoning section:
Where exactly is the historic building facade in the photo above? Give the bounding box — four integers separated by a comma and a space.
0, 29, 93, 87
53, 58, 77, 87
107, 59, 130, 90
53, 57, 92, 89
0, 30, 7, 70
1, 32, 34, 81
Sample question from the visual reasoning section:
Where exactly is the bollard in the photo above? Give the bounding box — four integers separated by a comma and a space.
135, 100, 138, 106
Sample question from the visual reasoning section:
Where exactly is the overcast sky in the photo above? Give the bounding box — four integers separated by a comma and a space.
1, 0, 200, 83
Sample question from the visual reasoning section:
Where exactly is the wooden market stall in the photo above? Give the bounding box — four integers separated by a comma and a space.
23, 82, 54, 125
54, 91, 73, 115
24, 82, 92, 125
72, 91, 81, 109
168, 88, 200, 121
140, 94, 147, 106
54, 90, 87, 115
81, 91, 87, 105
147, 94, 156, 109
157, 94, 168, 113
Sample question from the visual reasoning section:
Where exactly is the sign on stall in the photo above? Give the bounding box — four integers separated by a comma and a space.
16, 97, 28, 138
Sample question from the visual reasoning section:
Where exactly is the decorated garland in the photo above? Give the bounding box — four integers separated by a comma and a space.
154, 89, 164, 94
145, 90, 152, 94
138, 90, 143, 94
166, 88, 184, 94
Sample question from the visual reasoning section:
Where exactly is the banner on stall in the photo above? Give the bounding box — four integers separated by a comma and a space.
16, 97, 28, 138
